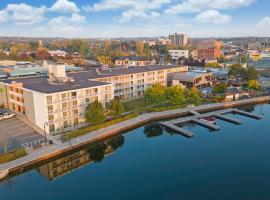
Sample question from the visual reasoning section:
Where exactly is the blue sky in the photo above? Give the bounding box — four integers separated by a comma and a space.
0, 0, 269, 38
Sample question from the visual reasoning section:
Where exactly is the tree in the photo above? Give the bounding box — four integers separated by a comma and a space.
109, 99, 125, 117
85, 101, 105, 124
229, 63, 247, 79
246, 67, 259, 81
206, 62, 221, 68
186, 87, 201, 106
248, 80, 260, 90
165, 85, 185, 105
213, 83, 228, 94
145, 83, 165, 105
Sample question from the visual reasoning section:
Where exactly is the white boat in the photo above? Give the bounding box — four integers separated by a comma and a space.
0, 169, 9, 180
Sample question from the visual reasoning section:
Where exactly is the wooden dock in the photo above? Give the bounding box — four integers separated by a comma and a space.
215, 114, 242, 125
191, 118, 220, 130
233, 109, 262, 120
160, 122, 193, 138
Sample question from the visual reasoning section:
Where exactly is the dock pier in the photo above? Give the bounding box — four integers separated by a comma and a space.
160, 122, 193, 138
191, 118, 220, 130
215, 114, 242, 125
233, 109, 262, 120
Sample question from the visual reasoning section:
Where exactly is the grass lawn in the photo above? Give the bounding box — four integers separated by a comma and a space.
0, 149, 27, 164
124, 98, 147, 111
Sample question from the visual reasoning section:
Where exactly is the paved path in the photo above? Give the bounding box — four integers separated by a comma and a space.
1, 96, 270, 175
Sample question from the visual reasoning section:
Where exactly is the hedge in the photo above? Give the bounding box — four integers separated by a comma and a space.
0, 148, 27, 164
63, 112, 139, 141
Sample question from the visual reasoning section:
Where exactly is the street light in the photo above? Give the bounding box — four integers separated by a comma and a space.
44, 122, 48, 146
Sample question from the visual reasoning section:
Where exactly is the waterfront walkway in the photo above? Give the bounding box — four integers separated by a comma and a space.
1, 96, 270, 177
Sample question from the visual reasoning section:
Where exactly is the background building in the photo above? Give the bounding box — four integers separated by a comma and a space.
197, 41, 223, 61
169, 50, 189, 60
168, 33, 188, 47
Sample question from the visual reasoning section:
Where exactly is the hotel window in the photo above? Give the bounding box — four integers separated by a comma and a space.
72, 101, 77, 106
71, 92, 77, 97
73, 109, 78, 115
48, 105, 53, 112
63, 112, 68, 117
74, 118, 79, 125
48, 115, 54, 121
49, 124, 55, 132
47, 96, 52, 104
63, 121, 70, 128
62, 102, 67, 108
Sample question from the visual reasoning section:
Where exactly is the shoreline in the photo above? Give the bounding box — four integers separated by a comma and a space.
1, 96, 270, 180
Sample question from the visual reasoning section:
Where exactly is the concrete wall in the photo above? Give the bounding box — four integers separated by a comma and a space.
23, 90, 36, 125
32, 92, 47, 131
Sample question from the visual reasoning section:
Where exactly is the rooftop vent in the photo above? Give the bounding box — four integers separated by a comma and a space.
48, 64, 68, 83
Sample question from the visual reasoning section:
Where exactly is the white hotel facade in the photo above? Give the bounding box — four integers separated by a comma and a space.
0, 65, 188, 135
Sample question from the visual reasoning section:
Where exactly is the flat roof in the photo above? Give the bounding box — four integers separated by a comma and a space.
173, 71, 211, 82
70, 65, 186, 80
2, 77, 111, 94
1, 65, 186, 94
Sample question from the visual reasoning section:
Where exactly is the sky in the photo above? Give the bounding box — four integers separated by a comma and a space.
0, 0, 269, 38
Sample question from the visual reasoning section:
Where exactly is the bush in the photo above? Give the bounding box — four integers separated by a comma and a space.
63, 112, 139, 141
0, 148, 27, 164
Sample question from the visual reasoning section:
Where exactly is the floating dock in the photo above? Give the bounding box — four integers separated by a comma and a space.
160, 108, 263, 138
191, 118, 220, 130
160, 122, 193, 138
215, 114, 242, 125
233, 109, 262, 120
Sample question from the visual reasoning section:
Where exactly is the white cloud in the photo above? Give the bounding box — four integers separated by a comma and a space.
0, 3, 46, 25
84, 0, 171, 12
195, 10, 231, 24
84, 0, 171, 22
50, 0, 80, 13
256, 17, 270, 29
165, 0, 256, 14
119, 10, 160, 22
0, 10, 8, 23
48, 13, 86, 33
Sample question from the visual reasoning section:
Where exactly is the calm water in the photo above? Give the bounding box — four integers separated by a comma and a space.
250, 58, 270, 69
1, 104, 270, 200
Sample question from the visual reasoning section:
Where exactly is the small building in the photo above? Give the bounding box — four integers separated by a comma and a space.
170, 72, 213, 89
169, 50, 189, 60
115, 56, 156, 67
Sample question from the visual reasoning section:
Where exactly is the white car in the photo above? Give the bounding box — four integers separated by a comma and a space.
0, 113, 16, 121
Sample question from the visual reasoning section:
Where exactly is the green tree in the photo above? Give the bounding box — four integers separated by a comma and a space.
246, 67, 259, 81
109, 99, 125, 117
213, 83, 228, 94
186, 87, 201, 106
228, 63, 247, 78
165, 85, 185, 105
145, 83, 165, 105
85, 101, 105, 124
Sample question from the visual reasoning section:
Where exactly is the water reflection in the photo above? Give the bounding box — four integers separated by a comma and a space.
37, 135, 125, 181
144, 123, 164, 138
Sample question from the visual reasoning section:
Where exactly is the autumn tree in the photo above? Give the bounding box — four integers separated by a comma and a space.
145, 83, 165, 105
165, 85, 185, 105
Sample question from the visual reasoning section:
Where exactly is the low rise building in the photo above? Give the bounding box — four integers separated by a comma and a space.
197, 41, 223, 61
169, 50, 189, 60
0, 64, 188, 135
170, 72, 213, 89
115, 56, 156, 67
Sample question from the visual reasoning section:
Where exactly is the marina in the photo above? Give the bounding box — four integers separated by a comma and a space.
1, 103, 270, 200
160, 108, 262, 137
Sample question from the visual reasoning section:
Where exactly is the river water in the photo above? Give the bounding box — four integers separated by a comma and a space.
1, 103, 270, 200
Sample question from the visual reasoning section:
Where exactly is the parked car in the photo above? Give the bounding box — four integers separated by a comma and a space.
0, 112, 16, 121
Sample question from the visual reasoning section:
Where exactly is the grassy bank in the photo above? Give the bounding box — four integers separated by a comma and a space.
63, 112, 139, 141
0, 149, 27, 164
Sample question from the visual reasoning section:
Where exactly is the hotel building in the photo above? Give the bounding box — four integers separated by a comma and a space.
0, 64, 188, 135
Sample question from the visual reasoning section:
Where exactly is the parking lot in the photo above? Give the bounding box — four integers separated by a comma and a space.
0, 117, 45, 152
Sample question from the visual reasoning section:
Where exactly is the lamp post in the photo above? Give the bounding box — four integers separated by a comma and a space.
44, 122, 48, 146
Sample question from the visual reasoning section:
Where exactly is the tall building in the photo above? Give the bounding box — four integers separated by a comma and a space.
197, 40, 223, 61
168, 33, 188, 47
